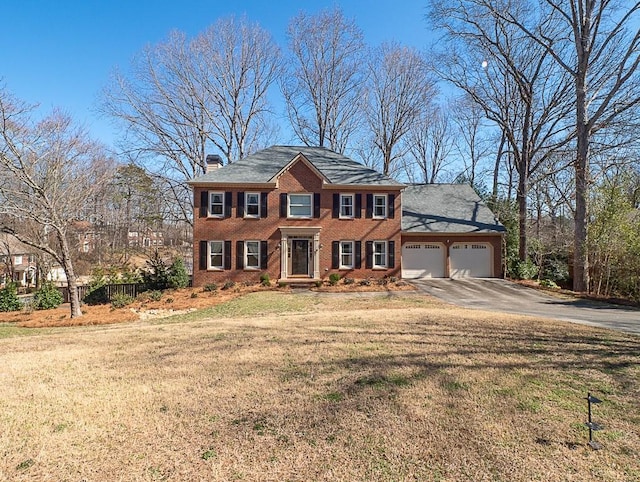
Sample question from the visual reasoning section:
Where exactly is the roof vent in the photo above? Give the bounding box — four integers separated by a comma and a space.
205, 154, 223, 173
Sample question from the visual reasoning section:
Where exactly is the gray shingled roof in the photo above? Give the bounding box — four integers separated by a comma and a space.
189, 145, 404, 186
402, 184, 505, 234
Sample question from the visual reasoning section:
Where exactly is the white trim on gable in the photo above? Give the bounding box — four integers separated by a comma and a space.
269, 153, 330, 185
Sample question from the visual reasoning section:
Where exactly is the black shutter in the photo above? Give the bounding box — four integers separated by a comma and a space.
224, 192, 232, 218
224, 241, 232, 270
280, 193, 288, 218
332, 193, 339, 218
236, 241, 244, 269
366, 194, 373, 218
388, 241, 395, 268
355, 194, 362, 218
260, 193, 268, 218
261, 241, 268, 269
313, 193, 321, 218
199, 241, 208, 270
355, 241, 362, 268
332, 241, 340, 269
388, 194, 395, 219
365, 241, 373, 269
200, 191, 209, 218
237, 192, 245, 218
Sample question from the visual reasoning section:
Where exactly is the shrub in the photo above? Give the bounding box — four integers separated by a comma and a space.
513, 259, 538, 280
328, 273, 341, 286
278, 282, 288, 288
222, 281, 236, 290
359, 279, 372, 286
260, 273, 271, 287
141, 251, 170, 291
168, 258, 190, 289
0, 283, 22, 312
33, 283, 63, 310
377, 278, 389, 286
203, 283, 218, 292
539, 279, 560, 289
343, 277, 355, 285
84, 267, 109, 305
111, 293, 134, 309
315, 280, 323, 287
148, 290, 163, 301
191, 292, 198, 298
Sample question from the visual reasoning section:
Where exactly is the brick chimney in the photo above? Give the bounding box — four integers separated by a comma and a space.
205, 154, 223, 173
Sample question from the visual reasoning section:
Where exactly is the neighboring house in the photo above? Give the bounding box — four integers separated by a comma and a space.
128, 229, 164, 248
188, 146, 505, 287
0, 235, 37, 287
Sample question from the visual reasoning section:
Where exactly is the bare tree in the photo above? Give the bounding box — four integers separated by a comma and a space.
405, 105, 456, 183
451, 96, 493, 186
365, 43, 437, 176
282, 7, 366, 152
100, 16, 282, 225
429, 0, 574, 261
490, 0, 640, 291
0, 89, 112, 318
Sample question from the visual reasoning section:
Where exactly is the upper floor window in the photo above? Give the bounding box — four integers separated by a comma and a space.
289, 193, 312, 218
373, 194, 387, 219
209, 192, 224, 217
373, 241, 387, 268
245, 193, 260, 218
14, 255, 23, 265
208, 241, 224, 270
340, 194, 354, 219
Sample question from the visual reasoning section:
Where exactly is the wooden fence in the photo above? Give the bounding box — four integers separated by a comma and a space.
58, 283, 143, 304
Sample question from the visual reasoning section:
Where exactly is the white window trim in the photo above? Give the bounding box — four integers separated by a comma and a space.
339, 193, 355, 219
209, 192, 225, 218
373, 194, 387, 219
208, 240, 224, 270
244, 240, 260, 270
373, 241, 388, 269
288, 193, 313, 219
245, 192, 260, 219
339, 240, 354, 269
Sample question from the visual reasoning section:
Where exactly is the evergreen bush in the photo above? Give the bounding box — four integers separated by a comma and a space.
33, 283, 64, 310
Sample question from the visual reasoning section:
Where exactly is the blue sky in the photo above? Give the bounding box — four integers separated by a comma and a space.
1, 0, 434, 149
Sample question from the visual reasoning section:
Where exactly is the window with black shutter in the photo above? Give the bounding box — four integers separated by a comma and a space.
280, 193, 288, 218
313, 193, 321, 218
332, 193, 339, 218
224, 241, 232, 270
332, 241, 340, 269
388, 240, 395, 268
388, 194, 395, 219
365, 241, 373, 269
236, 241, 244, 269
199, 241, 207, 270
355, 241, 362, 268
260, 193, 268, 218
237, 192, 245, 218
200, 191, 209, 218
355, 194, 362, 218
224, 192, 232, 218
365, 194, 373, 218
260, 241, 268, 269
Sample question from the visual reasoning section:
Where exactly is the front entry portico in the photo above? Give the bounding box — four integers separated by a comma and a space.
279, 226, 322, 281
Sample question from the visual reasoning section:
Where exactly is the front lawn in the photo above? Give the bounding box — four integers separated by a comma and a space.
0, 292, 637, 481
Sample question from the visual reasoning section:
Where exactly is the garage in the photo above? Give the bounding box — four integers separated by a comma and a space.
450, 242, 492, 278
401, 242, 445, 278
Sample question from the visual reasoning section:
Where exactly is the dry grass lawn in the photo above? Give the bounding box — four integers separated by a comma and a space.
0, 291, 638, 481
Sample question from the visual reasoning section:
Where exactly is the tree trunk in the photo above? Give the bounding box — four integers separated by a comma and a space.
517, 173, 528, 261
57, 231, 83, 318
573, 71, 590, 293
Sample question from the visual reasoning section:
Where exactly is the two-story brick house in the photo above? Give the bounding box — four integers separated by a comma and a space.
189, 145, 505, 287
189, 146, 405, 286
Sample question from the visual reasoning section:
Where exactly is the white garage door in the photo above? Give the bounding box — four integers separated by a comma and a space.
402, 243, 445, 278
450, 243, 492, 278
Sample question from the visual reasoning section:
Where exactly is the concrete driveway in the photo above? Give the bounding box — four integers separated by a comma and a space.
410, 278, 640, 336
